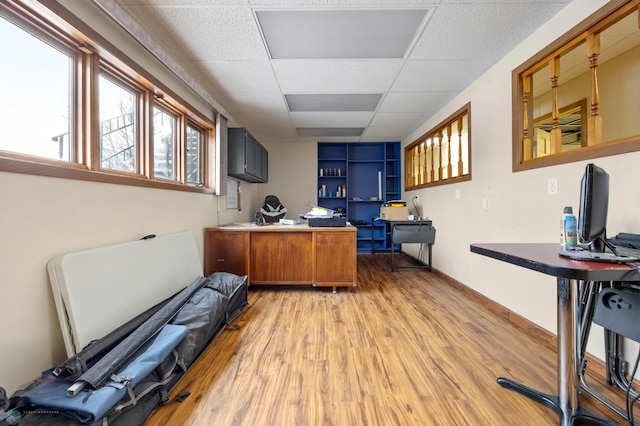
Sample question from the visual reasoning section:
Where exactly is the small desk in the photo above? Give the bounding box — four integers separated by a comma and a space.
470, 243, 639, 426
374, 219, 434, 271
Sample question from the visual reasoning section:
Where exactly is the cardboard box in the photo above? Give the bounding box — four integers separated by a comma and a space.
380, 206, 409, 220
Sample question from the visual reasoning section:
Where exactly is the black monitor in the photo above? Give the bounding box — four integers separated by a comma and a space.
578, 163, 609, 253
560, 163, 637, 263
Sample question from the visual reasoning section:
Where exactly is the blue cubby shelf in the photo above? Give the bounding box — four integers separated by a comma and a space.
318, 141, 401, 253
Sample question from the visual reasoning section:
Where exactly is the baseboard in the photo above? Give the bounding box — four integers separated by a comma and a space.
430, 267, 608, 379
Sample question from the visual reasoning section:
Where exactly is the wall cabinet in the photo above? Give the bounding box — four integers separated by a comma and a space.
317, 142, 401, 253
228, 128, 268, 183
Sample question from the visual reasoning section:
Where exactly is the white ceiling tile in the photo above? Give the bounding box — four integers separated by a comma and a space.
370, 112, 425, 127
378, 92, 457, 114
290, 112, 374, 127
409, 4, 567, 61
215, 92, 289, 114
392, 60, 490, 92
362, 126, 410, 140
248, 126, 298, 142
197, 61, 280, 93
236, 112, 292, 128
118, 1, 251, 4
273, 60, 403, 93
124, 5, 268, 61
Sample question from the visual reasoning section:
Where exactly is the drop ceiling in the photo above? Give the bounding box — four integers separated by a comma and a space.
112, 0, 572, 144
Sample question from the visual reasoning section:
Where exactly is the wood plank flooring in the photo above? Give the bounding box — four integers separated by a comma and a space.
146, 253, 629, 425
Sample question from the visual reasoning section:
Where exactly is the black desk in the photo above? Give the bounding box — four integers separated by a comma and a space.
373, 219, 434, 271
471, 243, 639, 426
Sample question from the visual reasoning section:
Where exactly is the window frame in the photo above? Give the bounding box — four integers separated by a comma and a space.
512, 0, 640, 172
152, 100, 181, 181
405, 102, 472, 190
97, 64, 146, 176
185, 121, 206, 187
0, 0, 216, 194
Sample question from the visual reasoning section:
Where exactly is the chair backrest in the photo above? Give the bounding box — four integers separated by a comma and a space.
260, 195, 287, 222
392, 224, 436, 244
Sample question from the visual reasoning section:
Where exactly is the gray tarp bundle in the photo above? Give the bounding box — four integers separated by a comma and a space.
70, 276, 208, 395
9, 272, 248, 425
53, 297, 172, 380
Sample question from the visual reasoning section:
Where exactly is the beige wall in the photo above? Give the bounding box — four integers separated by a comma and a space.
257, 142, 318, 220
0, 169, 259, 393
0, 1, 260, 394
402, 0, 640, 363
232, 0, 640, 369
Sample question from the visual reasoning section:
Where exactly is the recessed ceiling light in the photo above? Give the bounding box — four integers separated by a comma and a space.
285, 94, 382, 112
256, 9, 429, 59
297, 127, 364, 137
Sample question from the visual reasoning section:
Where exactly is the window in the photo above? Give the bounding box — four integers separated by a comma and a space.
405, 103, 471, 190
99, 74, 138, 173
186, 123, 204, 186
153, 105, 178, 180
0, 11, 73, 162
0, 1, 216, 193
513, 0, 640, 171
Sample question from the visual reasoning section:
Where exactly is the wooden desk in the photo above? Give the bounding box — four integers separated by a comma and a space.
205, 224, 357, 292
471, 243, 639, 426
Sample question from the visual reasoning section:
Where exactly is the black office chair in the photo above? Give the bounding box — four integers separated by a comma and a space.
259, 195, 287, 223
391, 223, 436, 272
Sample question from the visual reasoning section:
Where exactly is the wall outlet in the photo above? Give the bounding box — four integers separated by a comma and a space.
548, 178, 558, 195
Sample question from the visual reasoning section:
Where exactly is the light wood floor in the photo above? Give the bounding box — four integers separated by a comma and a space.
146, 253, 629, 425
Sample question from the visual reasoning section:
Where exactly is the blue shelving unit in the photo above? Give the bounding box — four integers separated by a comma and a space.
317, 142, 401, 253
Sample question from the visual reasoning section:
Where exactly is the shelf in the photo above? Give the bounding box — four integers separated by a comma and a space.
319, 141, 400, 253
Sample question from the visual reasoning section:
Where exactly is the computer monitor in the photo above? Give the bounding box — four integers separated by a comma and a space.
561, 163, 638, 263
578, 163, 609, 253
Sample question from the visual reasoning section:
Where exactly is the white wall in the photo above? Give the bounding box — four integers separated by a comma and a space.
401, 0, 640, 362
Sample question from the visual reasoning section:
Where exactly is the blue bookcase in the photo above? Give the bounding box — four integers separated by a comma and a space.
318, 142, 401, 253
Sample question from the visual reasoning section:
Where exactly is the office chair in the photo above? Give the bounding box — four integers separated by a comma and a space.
391, 223, 436, 272
259, 195, 287, 223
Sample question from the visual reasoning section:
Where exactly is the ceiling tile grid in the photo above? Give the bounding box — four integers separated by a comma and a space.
116, 0, 573, 143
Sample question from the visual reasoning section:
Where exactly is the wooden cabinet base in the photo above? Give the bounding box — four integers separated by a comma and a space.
205, 224, 357, 291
